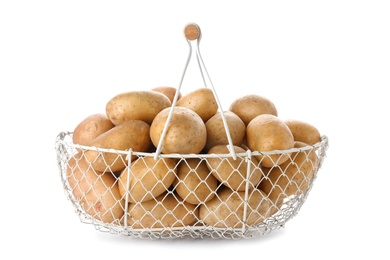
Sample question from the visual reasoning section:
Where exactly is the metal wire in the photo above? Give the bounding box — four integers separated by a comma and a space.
55, 131, 328, 239
154, 26, 236, 160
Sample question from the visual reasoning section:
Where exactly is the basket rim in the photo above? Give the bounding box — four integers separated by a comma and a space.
56, 131, 328, 159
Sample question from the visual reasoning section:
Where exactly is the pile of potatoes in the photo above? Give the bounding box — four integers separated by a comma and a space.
66, 86, 322, 229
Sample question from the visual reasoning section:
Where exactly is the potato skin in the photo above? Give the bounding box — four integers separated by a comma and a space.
246, 114, 294, 167
151, 86, 182, 104
72, 113, 114, 146
106, 90, 171, 125
284, 119, 321, 145
150, 107, 207, 154
229, 94, 278, 125
176, 88, 218, 122
199, 187, 271, 228
85, 120, 151, 172
126, 193, 199, 229
173, 158, 218, 204
259, 141, 319, 213
118, 157, 176, 203
206, 145, 263, 191
204, 111, 246, 151
66, 154, 125, 224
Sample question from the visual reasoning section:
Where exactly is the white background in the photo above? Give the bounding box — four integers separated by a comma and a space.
1, 0, 389, 259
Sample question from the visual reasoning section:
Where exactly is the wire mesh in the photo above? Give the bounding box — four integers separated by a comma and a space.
55, 131, 328, 239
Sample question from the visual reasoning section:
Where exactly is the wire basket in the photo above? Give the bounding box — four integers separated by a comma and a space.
55, 23, 329, 239
56, 132, 328, 239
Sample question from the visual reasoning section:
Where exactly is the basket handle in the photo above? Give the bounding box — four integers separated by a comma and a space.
154, 23, 237, 160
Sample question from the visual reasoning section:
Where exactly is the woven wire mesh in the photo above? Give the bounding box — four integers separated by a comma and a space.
55, 131, 328, 239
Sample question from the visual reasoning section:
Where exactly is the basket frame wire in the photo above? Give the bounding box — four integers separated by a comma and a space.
123, 149, 133, 228
241, 149, 252, 233
154, 24, 236, 160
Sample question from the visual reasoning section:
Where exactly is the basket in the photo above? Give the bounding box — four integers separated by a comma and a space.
55, 23, 329, 239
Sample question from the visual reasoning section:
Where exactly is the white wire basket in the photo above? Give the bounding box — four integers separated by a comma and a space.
55, 23, 329, 239
56, 132, 328, 239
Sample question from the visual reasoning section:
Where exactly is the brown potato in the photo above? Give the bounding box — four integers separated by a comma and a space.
176, 87, 218, 122
118, 156, 176, 203
246, 114, 294, 167
84, 120, 151, 172
284, 119, 321, 145
204, 111, 246, 151
199, 187, 271, 228
229, 94, 278, 125
173, 158, 218, 204
259, 141, 319, 213
206, 145, 263, 191
151, 86, 182, 104
106, 90, 171, 125
72, 113, 114, 146
126, 193, 199, 229
150, 106, 207, 154
66, 154, 125, 224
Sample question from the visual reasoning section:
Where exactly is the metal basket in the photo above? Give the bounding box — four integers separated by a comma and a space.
55, 23, 329, 239
56, 132, 328, 239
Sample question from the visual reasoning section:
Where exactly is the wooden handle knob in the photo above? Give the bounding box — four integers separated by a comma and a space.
184, 23, 201, 41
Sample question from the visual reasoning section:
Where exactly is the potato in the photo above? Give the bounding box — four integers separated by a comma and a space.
106, 90, 171, 125
259, 141, 319, 214
84, 120, 151, 172
126, 193, 199, 229
206, 145, 263, 191
229, 94, 278, 125
72, 113, 114, 146
66, 154, 125, 224
151, 86, 182, 104
173, 158, 218, 204
176, 87, 218, 122
118, 156, 176, 203
150, 106, 207, 154
199, 187, 271, 228
246, 114, 294, 167
204, 111, 246, 151
284, 119, 321, 145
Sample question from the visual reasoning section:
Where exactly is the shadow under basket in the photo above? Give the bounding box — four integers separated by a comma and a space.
55, 131, 329, 239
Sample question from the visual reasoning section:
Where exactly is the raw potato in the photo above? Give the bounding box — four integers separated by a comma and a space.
229, 94, 278, 125
126, 193, 199, 229
64, 82, 326, 232
66, 154, 125, 224
151, 86, 182, 103
85, 120, 151, 172
118, 157, 176, 203
150, 106, 207, 154
204, 111, 246, 151
72, 113, 115, 146
246, 114, 294, 167
173, 158, 218, 204
206, 145, 263, 191
199, 187, 271, 228
285, 119, 321, 145
259, 141, 319, 213
176, 87, 218, 122
106, 90, 171, 125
